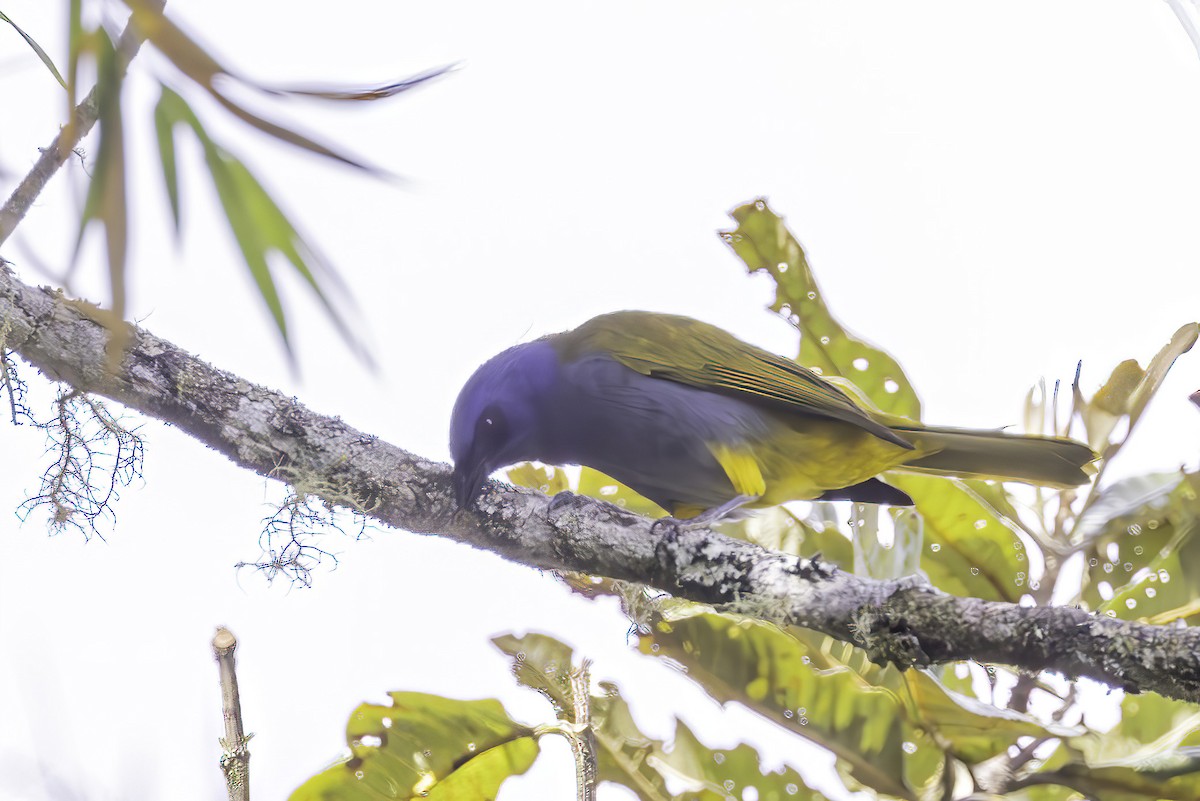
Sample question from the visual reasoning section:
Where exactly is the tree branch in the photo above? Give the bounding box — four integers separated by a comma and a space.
4, 261, 1200, 701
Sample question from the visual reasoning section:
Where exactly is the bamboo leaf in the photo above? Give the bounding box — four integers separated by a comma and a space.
0, 11, 67, 88
210, 90, 374, 171
71, 30, 130, 363
153, 87, 373, 366
123, 0, 427, 171
270, 63, 457, 101
67, 0, 82, 111
124, 0, 228, 88
152, 89, 181, 233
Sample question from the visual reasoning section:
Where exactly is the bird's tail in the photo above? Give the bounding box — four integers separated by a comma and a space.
893, 425, 1096, 488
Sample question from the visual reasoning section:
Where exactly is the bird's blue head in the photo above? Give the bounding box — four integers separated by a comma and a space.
450, 339, 560, 509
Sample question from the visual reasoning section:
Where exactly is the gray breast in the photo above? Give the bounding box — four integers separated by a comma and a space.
536, 353, 772, 512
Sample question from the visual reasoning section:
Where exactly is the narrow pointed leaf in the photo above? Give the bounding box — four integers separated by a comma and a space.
70, 30, 129, 361
155, 87, 372, 365
211, 89, 374, 171
152, 89, 182, 233
202, 148, 290, 350
124, 0, 376, 170
67, 0, 82, 110
1127, 324, 1199, 429
123, 0, 228, 88
0, 12, 67, 88
271, 63, 457, 101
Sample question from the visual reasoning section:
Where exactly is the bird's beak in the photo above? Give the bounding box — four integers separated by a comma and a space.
453, 460, 487, 509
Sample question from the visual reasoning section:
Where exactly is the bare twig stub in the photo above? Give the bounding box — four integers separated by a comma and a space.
5, 263, 1200, 702
213, 626, 251, 801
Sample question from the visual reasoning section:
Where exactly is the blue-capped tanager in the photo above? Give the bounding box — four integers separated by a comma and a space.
450, 311, 1094, 523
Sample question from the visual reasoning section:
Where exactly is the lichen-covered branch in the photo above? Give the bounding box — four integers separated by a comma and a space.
4, 263, 1200, 701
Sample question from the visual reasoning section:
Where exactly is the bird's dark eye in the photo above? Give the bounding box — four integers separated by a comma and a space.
476, 405, 508, 446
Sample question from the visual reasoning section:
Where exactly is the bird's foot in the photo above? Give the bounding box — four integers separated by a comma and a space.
650, 515, 686, 543
547, 490, 580, 516
794, 551, 837, 580
655, 495, 759, 534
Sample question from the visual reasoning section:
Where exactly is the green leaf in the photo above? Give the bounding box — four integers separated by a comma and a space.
851, 504, 923, 580
889, 474, 1029, 602
903, 670, 1078, 765
577, 467, 667, 518
493, 632, 830, 801
721, 198, 921, 419
1083, 359, 1145, 452
1036, 724, 1200, 801
1126, 324, 1199, 431
289, 692, 539, 801
1091, 473, 1200, 623
1081, 324, 1199, 458
67, 0, 82, 109
636, 603, 928, 799
152, 88, 181, 234
0, 11, 66, 88
271, 64, 456, 100
505, 462, 668, 517
152, 87, 372, 366
124, 0, 449, 172
505, 462, 570, 496
661, 721, 829, 801
71, 29, 130, 362
721, 506, 854, 570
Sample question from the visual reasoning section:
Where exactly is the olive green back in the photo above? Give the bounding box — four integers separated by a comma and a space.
550, 310, 912, 449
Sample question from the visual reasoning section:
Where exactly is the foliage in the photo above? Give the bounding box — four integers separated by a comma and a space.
6, 12, 1200, 791
489, 200, 1200, 799
10, 2, 449, 365
289, 692, 539, 800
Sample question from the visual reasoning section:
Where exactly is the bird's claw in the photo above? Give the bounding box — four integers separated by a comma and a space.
547, 490, 579, 516
795, 551, 837, 580
650, 516, 686, 543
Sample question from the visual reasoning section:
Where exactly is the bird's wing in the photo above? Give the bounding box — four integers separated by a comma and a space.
554, 311, 913, 449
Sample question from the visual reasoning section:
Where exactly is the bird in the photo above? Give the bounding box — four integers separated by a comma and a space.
450, 310, 1095, 525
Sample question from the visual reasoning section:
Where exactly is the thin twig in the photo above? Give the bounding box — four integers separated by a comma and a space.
568, 660, 598, 801
0, 1, 163, 247
213, 627, 251, 801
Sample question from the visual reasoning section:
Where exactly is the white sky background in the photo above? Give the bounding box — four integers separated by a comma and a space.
2, 1, 1200, 799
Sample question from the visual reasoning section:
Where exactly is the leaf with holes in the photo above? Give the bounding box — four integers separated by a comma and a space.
494, 631, 830, 801
289, 692, 538, 800
889, 474, 1028, 602
636, 601, 934, 799
721, 198, 921, 419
